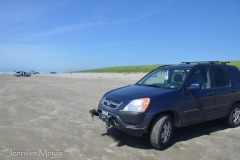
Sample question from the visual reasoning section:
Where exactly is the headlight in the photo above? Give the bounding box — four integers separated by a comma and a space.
123, 98, 150, 112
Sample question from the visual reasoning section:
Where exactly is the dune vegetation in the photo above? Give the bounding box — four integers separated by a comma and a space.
75, 60, 240, 73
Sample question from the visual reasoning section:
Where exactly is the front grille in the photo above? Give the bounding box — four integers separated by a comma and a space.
102, 97, 122, 108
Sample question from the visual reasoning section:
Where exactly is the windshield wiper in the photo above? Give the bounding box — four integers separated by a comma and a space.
145, 84, 162, 88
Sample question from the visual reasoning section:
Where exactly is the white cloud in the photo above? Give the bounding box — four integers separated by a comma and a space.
25, 10, 160, 38
0, 0, 66, 26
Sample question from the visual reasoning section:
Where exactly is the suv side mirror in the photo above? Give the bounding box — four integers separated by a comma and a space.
186, 83, 201, 91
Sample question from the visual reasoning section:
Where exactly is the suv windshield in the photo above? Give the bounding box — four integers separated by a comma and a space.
137, 66, 191, 89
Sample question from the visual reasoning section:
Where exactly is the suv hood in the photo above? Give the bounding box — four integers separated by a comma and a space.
105, 84, 173, 102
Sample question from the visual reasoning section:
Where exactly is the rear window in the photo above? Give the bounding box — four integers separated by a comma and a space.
228, 68, 240, 84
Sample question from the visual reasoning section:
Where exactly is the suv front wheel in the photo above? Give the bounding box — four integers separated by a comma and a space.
225, 103, 240, 127
150, 114, 173, 149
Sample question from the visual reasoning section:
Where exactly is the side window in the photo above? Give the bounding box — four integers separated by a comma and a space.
212, 69, 230, 87
228, 68, 240, 84
189, 68, 211, 89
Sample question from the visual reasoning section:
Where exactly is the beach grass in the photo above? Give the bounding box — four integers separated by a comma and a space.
74, 60, 240, 73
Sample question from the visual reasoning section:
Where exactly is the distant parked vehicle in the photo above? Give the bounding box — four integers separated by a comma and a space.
14, 71, 23, 77
14, 71, 31, 77
50, 72, 57, 74
24, 72, 31, 77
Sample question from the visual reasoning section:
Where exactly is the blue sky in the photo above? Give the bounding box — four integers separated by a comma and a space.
0, 0, 240, 72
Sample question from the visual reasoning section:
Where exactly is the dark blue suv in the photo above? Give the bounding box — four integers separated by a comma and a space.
90, 61, 240, 149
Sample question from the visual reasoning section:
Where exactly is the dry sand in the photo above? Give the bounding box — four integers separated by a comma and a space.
42, 72, 147, 80
0, 73, 239, 160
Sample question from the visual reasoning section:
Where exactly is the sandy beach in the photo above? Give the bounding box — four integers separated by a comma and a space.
41, 72, 147, 81
0, 73, 239, 160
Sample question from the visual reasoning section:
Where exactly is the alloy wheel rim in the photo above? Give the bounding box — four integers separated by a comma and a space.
161, 121, 171, 143
233, 108, 240, 124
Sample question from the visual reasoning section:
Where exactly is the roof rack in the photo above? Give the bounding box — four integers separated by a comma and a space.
181, 61, 230, 65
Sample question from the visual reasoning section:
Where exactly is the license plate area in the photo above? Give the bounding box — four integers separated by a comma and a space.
102, 110, 109, 117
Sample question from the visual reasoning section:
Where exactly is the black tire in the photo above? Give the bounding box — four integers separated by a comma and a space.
225, 103, 240, 128
150, 114, 173, 149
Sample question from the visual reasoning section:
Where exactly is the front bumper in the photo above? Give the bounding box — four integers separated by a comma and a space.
90, 108, 152, 137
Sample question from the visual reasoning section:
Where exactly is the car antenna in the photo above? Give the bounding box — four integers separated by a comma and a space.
128, 55, 132, 86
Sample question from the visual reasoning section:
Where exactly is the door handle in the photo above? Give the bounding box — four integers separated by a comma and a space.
207, 92, 214, 96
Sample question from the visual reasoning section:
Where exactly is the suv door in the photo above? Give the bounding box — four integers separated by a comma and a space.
207, 67, 233, 118
179, 67, 215, 123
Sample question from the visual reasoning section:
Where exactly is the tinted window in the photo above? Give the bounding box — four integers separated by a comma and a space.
189, 68, 211, 89
228, 68, 240, 84
212, 69, 230, 87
